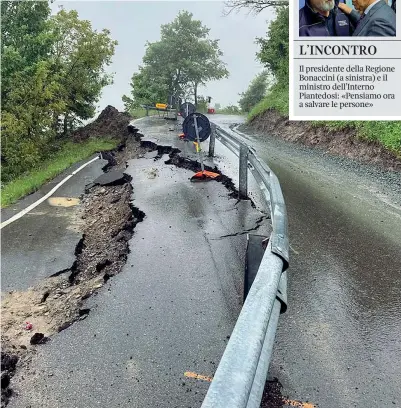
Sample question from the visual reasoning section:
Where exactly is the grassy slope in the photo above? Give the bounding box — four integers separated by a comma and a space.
248, 85, 401, 156
1, 139, 118, 208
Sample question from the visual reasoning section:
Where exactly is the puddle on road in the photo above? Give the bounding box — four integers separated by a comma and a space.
48, 197, 80, 207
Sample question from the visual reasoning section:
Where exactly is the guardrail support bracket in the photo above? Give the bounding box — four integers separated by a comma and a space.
209, 129, 216, 157
239, 145, 248, 199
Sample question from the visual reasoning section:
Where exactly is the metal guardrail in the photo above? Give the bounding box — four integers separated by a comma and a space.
201, 124, 289, 408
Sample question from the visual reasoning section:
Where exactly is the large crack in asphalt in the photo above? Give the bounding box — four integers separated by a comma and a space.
1, 124, 270, 407
0, 132, 147, 407
213, 215, 269, 239
140, 138, 241, 200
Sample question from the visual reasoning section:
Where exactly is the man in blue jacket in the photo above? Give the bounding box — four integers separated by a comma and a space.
300, 0, 355, 36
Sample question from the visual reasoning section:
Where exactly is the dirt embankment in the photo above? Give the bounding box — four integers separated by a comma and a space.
247, 109, 401, 172
0, 107, 147, 407
71, 105, 133, 142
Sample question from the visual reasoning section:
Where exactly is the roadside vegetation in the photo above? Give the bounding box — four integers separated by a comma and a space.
236, 3, 401, 156
239, 71, 271, 113
216, 106, 242, 115
129, 107, 160, 118
1, 139, 118, 208
1, 1, 117, 201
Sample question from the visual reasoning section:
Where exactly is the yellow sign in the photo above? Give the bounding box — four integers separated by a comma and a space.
155, 103, 167, 109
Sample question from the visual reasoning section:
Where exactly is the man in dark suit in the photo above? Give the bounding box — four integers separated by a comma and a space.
338, 0, 396, 36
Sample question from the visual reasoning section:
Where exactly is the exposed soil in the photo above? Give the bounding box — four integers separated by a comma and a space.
0, 181, 143, 406
0, 107, 146, 407
246, 109, 401, 172
261, 378, 284, 408
1, 354, 18, 408
0, 112, 246, 407
71, 105, 133, 142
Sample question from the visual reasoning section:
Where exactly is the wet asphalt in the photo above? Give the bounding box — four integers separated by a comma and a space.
212, 115, 401, 408
8, 118, 270, 407
4, 114, 401, 407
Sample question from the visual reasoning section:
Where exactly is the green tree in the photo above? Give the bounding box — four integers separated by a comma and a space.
129, 65, 170, 108
238, 71, 270, 112
1, 1, 117, 182
1, 1, 54, 106
122, 94, 135, 113
1, 1, 61, 180
256, 6, 289, 85
50, 9, 117, 131
128, 11, 228, 108
196, 96, 208, 113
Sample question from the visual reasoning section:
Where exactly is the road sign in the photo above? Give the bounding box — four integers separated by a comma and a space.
155, 103, 167, 109
179, 102, 196, 119
182, 113, 211, 142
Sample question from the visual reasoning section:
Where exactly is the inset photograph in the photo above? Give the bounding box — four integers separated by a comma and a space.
299, 0, 396, 37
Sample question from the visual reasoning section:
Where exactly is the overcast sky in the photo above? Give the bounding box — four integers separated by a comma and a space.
50, 1, 275, 114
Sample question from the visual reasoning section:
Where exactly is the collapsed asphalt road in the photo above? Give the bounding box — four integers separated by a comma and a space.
1, 135, 148, 406
212, 114, 401, 408
5, 111, 399, 408
4, 117, 271, 408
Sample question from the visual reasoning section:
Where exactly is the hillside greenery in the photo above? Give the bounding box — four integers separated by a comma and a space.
245, 6, 401, 156
1, 138, 118, 207
1, 1, 117, 186
238, 71, 271, 113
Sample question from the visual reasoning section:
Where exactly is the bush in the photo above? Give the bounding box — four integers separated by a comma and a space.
248, 84, 289, 120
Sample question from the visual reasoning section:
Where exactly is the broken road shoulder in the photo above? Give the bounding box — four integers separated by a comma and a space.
1, 120, 270, 407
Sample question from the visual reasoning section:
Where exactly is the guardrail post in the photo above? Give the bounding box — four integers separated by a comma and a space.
209, 129, 216, 157
239, 145, 248, 199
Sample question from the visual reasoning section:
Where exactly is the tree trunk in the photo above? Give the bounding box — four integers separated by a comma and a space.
63, 114, 68, 135
53, 113, 59, 134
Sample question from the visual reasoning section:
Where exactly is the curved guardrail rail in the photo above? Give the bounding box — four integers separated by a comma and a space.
201, 124, 289, 408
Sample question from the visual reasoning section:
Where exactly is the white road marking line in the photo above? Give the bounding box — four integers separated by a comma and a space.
1, 156, 99, 230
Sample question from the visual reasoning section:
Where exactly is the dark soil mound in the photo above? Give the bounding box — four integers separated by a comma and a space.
71, 105, 132, 142
1, 352, 18, 407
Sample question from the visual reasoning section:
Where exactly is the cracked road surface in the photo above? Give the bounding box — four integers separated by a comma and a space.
211, 115, 401, 408
8, 119, 270, 407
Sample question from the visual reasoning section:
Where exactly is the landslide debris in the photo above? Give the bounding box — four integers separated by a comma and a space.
71, 105, 133, 142
0, 178, 143, 406
0, 106, 146, 407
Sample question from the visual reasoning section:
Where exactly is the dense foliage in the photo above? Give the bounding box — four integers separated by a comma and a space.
1, 1, 117, 183
256, 6, 288, 86
125, 11, 229, 109
238, 71, 270, 113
